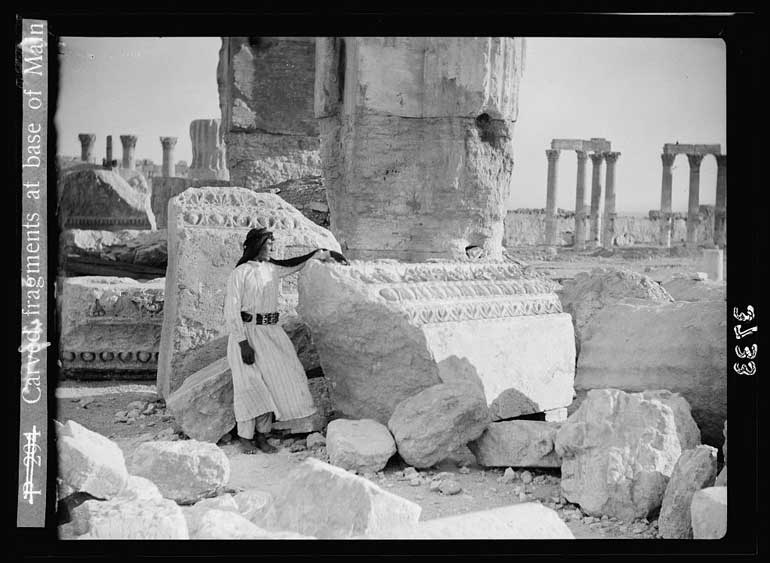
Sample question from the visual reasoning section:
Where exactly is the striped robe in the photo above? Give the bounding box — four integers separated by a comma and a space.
224, 260, 316, 424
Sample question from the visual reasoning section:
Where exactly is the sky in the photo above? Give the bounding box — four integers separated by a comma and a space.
56, 37, 725, 215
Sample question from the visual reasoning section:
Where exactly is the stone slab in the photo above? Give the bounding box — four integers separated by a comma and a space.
468, 420, 561, 468
69, 496, 188, 539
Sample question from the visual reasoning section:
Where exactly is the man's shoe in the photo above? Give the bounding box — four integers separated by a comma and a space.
254, 433, 278, 454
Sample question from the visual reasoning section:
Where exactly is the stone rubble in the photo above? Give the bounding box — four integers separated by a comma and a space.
68, 495, 188, 539
326, 418, 397, 473
469, 420, 561, 468
690, 486, 727, 539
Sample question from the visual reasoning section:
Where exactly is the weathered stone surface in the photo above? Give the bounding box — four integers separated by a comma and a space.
388, 384, 490, 468
316, 37, 525, 261
56, 420, 129, 499
182, 494, 238, 535
326, 418, 396, 473
233, 489, 273, 524
281, 316, 321, 373
69, 496, 188, 539
60, 229, 168, 270
59, 276, 164, 376
380, 503, 574, 539
574, 299, 726, 447
189, 119, 230, 181
150, 178, 231, 228
254, 175, 329, 228
268, 458, 421, 538
715, 420, 727, 486
661, 274, 726, 303
157, 187, 340, 397
691, 486, 727, 539
118, 475, 163, 501
468, 420, 561, 468
189, 509, 314, 539
218, 37, 320, 189
298, 260, 575, 424
58, 166, 156, 230
555, 389, 701, 521
659, 445, 718, 538
129, 440, 230, 503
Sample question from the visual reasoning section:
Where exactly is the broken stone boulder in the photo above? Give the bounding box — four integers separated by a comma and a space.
691, 486, 727, 539
379, 503, 574, 539
715, 420, 727, 486
388, 383, 490, 468
69, 496, 188, 539
157, 187, 340, 398
118, 475, 163, 502
555, 389, 701, 521
129, 440, 230, 504
298, 260, 575, 424
660, 274, 726, 303
58, 276, 164, 377
658, 445, 718, 539
267, 458, 421, 538
233, 489, 273, 525
59, 228, 168, 271
56, 420, 129, 499
326, 418, 396, 473
574, 298, 726, 448
468, 420, 561, 468
189, 508, 314, 539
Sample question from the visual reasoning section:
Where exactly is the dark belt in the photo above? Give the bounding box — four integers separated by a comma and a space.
241, 311, 280, 325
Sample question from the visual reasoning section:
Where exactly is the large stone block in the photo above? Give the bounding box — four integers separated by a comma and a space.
326, 418, 396, 473
379, 503, 574, 539
555, 389, 701, 521
56, 420, 129, 499
150, 177, 230, 228
59, 276, 164, 376
69, 497, 188, 539
658, 445, 718, 538
268, 458, 421, 538
129, 440, 230, 504
157, 187, 340, 397
59, 229, 167, 271
468, 420, 561, 468
189, 509, 314, 539
388, 384, 490, 468
298, 260, 575, 424
690, 486, 727, 539
58, 166, 156, 230
575, 299, 726, 447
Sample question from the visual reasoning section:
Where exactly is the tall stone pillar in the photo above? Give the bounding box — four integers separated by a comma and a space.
160, 137, 178, 178
120, 135, 137, 170
588, 152, 605, 248
714, 154, 727, 247
106, 135, 113, 162
686, 153, 704, 246
601, 152, 620, 247
78, 133, 96, 163
573, 151, 588, 250
659, 153, 676, 247
189, 119, 230, 181
315, 37, 526, 261
544, 149, 561, 246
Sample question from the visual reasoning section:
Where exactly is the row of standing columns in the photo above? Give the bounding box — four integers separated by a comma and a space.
545, 149, 620, 249
77, 134, 178, 177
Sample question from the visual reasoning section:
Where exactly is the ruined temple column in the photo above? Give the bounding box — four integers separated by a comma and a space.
160, 137, 178, 178
106, 135, 113, 162
189, 119, 230, 181
659, 153, 676, 247
601, 152, 620, 247
120, 135, 137, 170
714, 154, 727, 247
686, 153, 705, 246
588, 152, 605, 247
544, 149, 561, 246
78, 134, 96, 163
574, 150, 588, 250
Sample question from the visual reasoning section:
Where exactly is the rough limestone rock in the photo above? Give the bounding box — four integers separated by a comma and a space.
59, 228, 168, 270
58, 276, 164, 376
218, 37, 320, 189
661, 274, 726, 303
129, 440, 230, 504
691, 487, 727, 539
58, 166, 156, 230
468, 420, 561, 468
69, 496, 188, 539
268, 458, 421, 538
255, 175, 329, 228
380, 503, 574, 539
326, 418, 397, 473
316, 37, 525, 261
118, 475, 163, 501
574, 298, 726, 447
658, 445, 718, 538
182, 494, 239, 535
555, 389, 701, 521
56, 420, 129, 499
157, 187, 340, 397
233, 489, 273, 524
388, 384, 490, 468
190, 509, 314, 539
715, 420, 727, 486
298, 260, 575, 425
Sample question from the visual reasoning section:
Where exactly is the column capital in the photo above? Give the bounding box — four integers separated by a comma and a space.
604, 151, 621, 163
686, 153, 705, 168
715, 154, 727, 167
589, 152, 605, 164
160, 136, 178, 149
575, 150, 588, 161
78, 133, 96, 143
661, 153, 676, 167
120, 135, 138, 147
546, 149, 560, 161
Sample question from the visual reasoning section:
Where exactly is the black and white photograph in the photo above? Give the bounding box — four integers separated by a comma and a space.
14, 9, 764, 558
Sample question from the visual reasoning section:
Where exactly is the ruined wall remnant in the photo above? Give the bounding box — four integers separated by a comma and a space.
188, 119, 230, 181
315, 37, 526, 261
217, 37, 320, 189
